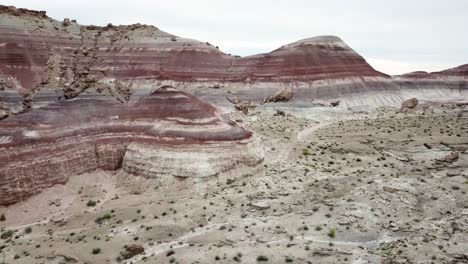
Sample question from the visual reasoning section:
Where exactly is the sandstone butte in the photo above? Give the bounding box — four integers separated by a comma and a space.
0, 5, 467, 205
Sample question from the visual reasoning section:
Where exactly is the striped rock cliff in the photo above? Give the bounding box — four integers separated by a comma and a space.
1, 5, 467, 205
0, 86, 264, 205
393, 64, 468, 104
0, 4, 394, 116
398, 64, 468, 85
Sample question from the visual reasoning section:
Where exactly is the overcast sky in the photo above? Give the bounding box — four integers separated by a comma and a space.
3, 0, 467, 74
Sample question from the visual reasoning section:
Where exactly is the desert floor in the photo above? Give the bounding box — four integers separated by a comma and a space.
1, 103, 467, 264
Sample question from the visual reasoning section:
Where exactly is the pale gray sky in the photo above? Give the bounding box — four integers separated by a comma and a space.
3, 0, 468, 74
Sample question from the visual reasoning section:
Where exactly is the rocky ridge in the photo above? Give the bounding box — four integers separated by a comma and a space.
395, 64, 468, 97
0, 4, 393, 117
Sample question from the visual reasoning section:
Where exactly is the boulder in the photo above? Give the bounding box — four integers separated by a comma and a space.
62, 18, 70, 26
443, 152, 459, 163
401, 98, 418, 110
227, 96, 254, 114
262, 88, 293, 104
120, 244, 144, 260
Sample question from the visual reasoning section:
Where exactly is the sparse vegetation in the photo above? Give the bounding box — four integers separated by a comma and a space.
226, 178, 235, 185
24, 226, 32, 234
1, 102, 466, 263
95, 213, 112, 224
1, 230, 14, 239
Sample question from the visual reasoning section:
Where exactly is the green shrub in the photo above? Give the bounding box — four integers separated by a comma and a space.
1, 230, 14, 239
87, 200, 97, 207
95, 213, 112, 224
24, 226, 32, 234
92, 248, 101, 254
257, 255, 269, 262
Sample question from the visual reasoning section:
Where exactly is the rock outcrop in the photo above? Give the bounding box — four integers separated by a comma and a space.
226, 96, 255, 114
262, 88, 293, 104
0, 86, 264, 205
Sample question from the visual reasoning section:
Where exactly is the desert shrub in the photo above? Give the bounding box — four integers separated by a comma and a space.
95, 213, 112, 224
1, 230, 14, 239
24, 226, 32, 234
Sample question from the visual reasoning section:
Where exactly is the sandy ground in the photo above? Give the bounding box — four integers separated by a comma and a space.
1, 103, 467, 264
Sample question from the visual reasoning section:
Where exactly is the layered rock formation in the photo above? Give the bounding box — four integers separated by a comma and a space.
2, 5, 467, 112
1, 5, 468, 205
402, 64, 468, 79
0, 4, 393, 115
396, 64, 468, 90
0, 86, 264, 205
393, 64, 468, 105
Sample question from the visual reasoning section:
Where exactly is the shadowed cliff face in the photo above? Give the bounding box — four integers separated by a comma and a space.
0, 86, 263, 205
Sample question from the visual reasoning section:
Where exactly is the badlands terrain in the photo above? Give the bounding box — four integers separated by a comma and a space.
1, 5, 468, 264
1, 103, 467, 264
